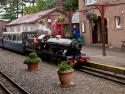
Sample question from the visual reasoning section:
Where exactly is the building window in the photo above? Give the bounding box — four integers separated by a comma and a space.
23, 24, 28, 31
85, 0, 97, 5
115, 16, 121, 29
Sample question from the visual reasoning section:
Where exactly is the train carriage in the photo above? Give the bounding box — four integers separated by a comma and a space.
2, 32, 24, 53
0, 31, 37, 53
0, 31, 89, 67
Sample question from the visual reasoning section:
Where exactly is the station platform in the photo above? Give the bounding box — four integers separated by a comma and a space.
81, 46, 125, 75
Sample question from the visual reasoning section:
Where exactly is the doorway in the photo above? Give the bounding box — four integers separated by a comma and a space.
91, 16, 108, 44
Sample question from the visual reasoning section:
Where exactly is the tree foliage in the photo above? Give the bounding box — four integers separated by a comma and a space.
63, 0, 78, 11
0, 0, 28, 21
0, 0, 78, 20
24, 0, 78, 14
24, 0, 55, 14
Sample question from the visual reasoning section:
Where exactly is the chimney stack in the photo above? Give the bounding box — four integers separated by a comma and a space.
55, 0, 63, 11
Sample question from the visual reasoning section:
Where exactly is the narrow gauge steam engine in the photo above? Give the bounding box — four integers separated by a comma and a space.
0, 31, 89, 67
45, 38, 89, 65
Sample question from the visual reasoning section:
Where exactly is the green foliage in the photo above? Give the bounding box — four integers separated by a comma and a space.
87, 13, 98, 22
1, 13, 17, 21
0, 0, 7, 7
24, 0, 55, 14
36, 0, 55, 10
56, 16, 65, 22
45, 0, 55, 9
24, 0, 78, 14
24, 52, 41, 64
65, 31, 71, 38
0, 0, 27, 21
38, 19, 46, 25
57, 61, 74, 72
0, 0, 78, 20
24, 6, 39, 14
63, 0, 78, 11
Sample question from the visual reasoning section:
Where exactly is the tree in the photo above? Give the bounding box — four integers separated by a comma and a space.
24, 0, 55, 14
0, 0, 28, 21
24, 0, 78, 14
0, 0, 78, 20
63, 0, 78, 11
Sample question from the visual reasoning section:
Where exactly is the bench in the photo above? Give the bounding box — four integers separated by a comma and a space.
121, 41, 125, 50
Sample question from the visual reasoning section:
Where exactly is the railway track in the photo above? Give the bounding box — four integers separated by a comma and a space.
78, 65, 125, 84
0, 71, 30, 94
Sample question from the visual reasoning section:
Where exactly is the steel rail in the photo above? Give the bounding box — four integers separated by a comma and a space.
0, 82, 12, 94
0, 71, 30, 94
78, 65, 125, 85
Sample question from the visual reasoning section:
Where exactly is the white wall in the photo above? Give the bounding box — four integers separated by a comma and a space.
6, 23, 38, 32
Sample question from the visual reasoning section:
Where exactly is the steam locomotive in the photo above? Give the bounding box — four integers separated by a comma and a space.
0, 31, 89, 67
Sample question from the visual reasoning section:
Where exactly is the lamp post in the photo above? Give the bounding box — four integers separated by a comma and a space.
66, 10, 73, 36
87, 4, 107, 56
95, 5, 106, 56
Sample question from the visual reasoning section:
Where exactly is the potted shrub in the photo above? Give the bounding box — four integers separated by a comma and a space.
57, 61, 74, 87
24, 52, 41, 71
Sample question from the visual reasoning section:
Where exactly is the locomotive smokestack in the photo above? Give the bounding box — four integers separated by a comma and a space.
55, 0, 63, 11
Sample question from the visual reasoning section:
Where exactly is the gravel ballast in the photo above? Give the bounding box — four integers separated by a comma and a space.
0, 48, 125, 94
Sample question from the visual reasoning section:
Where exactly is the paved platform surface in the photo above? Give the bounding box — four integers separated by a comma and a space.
81, 46, 125, 68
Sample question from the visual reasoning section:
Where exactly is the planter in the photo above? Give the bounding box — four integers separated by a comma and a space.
27, 63, 38, 71
24, 52, 41, 71
57, 70, 74, 87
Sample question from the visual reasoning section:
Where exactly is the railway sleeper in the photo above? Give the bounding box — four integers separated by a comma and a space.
79, 66, 125, 84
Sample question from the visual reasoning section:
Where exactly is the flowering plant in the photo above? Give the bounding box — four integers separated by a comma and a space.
38, 19, 46, 25
56, 16, 65, 22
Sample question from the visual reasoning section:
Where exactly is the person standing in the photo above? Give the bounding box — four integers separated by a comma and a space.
34, 34, 38, 50
72, 25, 80, 39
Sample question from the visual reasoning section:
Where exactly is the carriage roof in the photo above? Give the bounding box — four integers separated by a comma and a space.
3, 32, 23, 35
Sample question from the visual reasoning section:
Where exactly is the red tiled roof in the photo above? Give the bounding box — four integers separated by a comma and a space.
7, 8, 56, 26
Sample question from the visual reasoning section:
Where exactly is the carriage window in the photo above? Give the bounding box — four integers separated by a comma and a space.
11, 34, 22, 42
16, 35, 22, 42
3, 33, 22, 42
3, 35, 8, 40
4, 35, 12, 41
17, 35, 19, 41
13, 35, 16, 41
8, 35, 12, 40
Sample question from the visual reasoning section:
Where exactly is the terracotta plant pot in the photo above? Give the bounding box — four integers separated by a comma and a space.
58, 70, 74, 87
27, 63, 38, 71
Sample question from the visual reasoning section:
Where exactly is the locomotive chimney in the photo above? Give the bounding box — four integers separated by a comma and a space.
55, 0, 63, 11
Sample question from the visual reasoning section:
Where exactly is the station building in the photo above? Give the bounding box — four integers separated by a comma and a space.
0, 20, 9, 37
6, 8, 69, 33
78, 0, 125, 48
